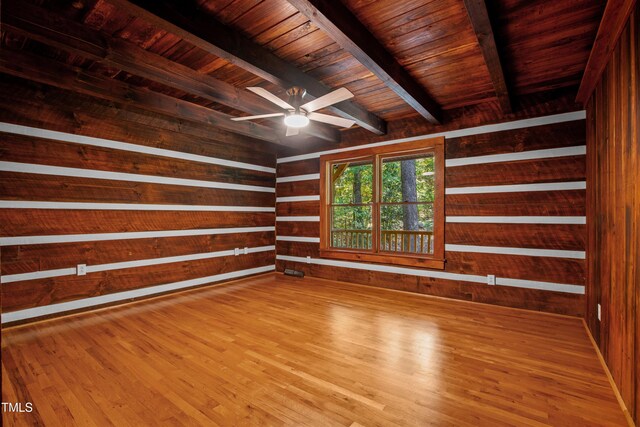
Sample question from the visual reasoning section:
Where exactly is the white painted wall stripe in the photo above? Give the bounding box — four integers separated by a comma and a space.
446, 216, 586, 224
276, 195, 320, 203
0, 122, 276, 173
495, 277, 584, 294
277, 111, 586, 163
445, 244, 585, 259
0, 267, 77, 284
445, 181, 586, 194
1, 246, 276, 284
275, 236, 584, 258
0, 201, 275, 212
276, 255, 583, 294
276, 182, 586, 202
276, 174, 320, 183
277, 254, 486, 283
87, 246, 274, 274
276, 236, 320, 243
275, 216, 586, 224
0, 226, 276, 246
1, 265, 276, 324
445, 146, 586, 167
275, 147, 587, 178
0, 161, 275, 193
276, 216, 320, 222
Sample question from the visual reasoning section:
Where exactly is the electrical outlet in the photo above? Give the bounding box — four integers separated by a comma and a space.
77, 264, 87, 276
597, 303, 601, 321
306, 256, 311, 264
234, 248, 240, 256
487, 274, 495, 285
243, 247, 249, 255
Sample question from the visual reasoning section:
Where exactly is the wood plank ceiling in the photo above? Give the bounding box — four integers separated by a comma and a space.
1, 0, 604, 144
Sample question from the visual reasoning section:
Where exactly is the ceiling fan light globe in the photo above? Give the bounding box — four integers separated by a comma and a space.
284, 114, 310, 128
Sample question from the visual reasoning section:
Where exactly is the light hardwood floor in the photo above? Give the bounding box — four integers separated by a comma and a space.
2, 273, 628, 426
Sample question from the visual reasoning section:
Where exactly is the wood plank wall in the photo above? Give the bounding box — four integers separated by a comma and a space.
0, 77, 277, 324
276, 117, 588, 316
585, 4, 639, 423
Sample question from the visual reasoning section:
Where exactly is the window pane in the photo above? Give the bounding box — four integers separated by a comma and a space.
332, 161, 373, 204
380, 204, 434, 254
381, 154, 435, 203
331, 205, 372, 250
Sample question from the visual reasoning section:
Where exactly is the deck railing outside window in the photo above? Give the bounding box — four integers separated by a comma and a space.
331, 230, 434, 254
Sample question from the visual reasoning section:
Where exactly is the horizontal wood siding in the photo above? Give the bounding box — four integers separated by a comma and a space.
0, 83, 278, 323
4, 252, 275, 312
276, 118, 587, 316
275, 260, 584, 314
1, 210, 274, 236
446, 191, 586, 216
0, 172, 275, 206
0, 78, 276, 168
585, 5, 639, 424
2, 232, 275, 275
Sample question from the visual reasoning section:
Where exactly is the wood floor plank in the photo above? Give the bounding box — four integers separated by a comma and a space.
1, 273, 627, 426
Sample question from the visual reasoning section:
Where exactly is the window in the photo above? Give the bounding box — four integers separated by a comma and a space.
319, 137, 445, 269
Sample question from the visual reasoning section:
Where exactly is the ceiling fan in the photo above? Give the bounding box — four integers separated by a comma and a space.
231, 86, 356, 136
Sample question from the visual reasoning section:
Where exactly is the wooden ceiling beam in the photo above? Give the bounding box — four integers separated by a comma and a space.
0, 49, 289, 146
462, 0, 512, 114
286, 0, 442, 124
576, 0, 637, 104
106, 0, 387, 135
1, 0, 338, 143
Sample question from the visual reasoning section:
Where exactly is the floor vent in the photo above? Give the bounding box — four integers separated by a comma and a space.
283, 269, 305, 278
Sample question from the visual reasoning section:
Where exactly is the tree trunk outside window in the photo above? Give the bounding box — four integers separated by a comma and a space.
353, 169, 362, 204
353, 169, 362, 230
401, 159, 419, 251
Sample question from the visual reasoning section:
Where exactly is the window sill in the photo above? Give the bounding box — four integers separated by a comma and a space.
319, 249, 445, 270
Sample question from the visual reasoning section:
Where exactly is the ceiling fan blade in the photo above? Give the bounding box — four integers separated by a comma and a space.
308, 112, 356, 128
247, 87, 293, 110
230, 113, 284, 121
286, 127, 299, 137
300, 87, 354, 112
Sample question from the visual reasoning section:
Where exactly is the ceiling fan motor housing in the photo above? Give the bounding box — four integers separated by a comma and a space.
286, 86, 308, 113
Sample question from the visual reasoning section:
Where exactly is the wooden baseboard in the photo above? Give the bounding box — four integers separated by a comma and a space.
582, 319, 636, 426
